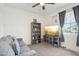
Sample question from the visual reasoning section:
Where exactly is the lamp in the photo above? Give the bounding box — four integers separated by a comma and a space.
40, 3, 45, 6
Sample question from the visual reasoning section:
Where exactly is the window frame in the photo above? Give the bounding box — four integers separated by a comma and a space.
63, 10, 78, 33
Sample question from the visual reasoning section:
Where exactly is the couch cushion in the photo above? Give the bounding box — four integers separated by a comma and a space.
20, 45, 31, 54
0, 41, 15, 56
18, 50, 36, 56
11, 37, 20, 55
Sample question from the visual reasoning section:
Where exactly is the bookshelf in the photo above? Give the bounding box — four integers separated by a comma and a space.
31, 22, 41, 44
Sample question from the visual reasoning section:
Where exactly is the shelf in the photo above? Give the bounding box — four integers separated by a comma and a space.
31, 22, 41, 44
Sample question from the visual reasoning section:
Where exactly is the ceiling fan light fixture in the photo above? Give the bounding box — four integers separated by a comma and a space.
32, 3, 55, 10
40, 3, 44, 6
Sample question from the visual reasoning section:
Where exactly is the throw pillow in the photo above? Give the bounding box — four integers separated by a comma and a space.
12, 37, 20, 55
17, 38, 26, 47
0, 41, 15, 56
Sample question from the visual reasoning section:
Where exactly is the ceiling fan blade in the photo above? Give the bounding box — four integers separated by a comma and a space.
32, 3, 40, 7
42, 6, 45, 10
45, 3, 55, 4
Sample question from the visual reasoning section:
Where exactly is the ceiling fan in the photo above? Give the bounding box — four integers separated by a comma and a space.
32, 3, 55, 10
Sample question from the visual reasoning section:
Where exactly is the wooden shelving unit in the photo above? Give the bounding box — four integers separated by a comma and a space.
31, 22, 41, 44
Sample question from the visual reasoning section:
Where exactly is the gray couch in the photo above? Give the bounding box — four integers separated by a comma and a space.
0, 35, 36, 56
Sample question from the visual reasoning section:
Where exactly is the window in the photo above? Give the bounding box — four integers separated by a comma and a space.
63, 10, 78, 33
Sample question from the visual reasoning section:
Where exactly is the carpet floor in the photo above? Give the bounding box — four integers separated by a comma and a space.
29, 42, 79, 56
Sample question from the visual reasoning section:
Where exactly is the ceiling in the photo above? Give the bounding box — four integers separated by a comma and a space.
3, 3, 70, 15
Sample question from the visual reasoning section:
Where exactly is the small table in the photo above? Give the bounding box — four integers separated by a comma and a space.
43, 35, 60, 47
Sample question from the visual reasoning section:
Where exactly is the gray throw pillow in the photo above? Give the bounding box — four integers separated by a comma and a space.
0, 35, 13, 45
0, 41, 15, 56
17, 38, 26, 47
11, 37, 20, 55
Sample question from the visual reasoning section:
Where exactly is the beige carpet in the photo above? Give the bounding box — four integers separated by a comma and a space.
29, 42, 79, 56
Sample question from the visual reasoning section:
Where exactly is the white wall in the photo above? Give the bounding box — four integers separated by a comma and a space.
45, 4, 79, 52
0, 4, 52, 45
0, 10, 4, 37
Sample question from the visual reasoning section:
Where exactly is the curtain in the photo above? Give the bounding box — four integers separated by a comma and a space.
73, 5, 79, 46
59, 11, 66, 42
